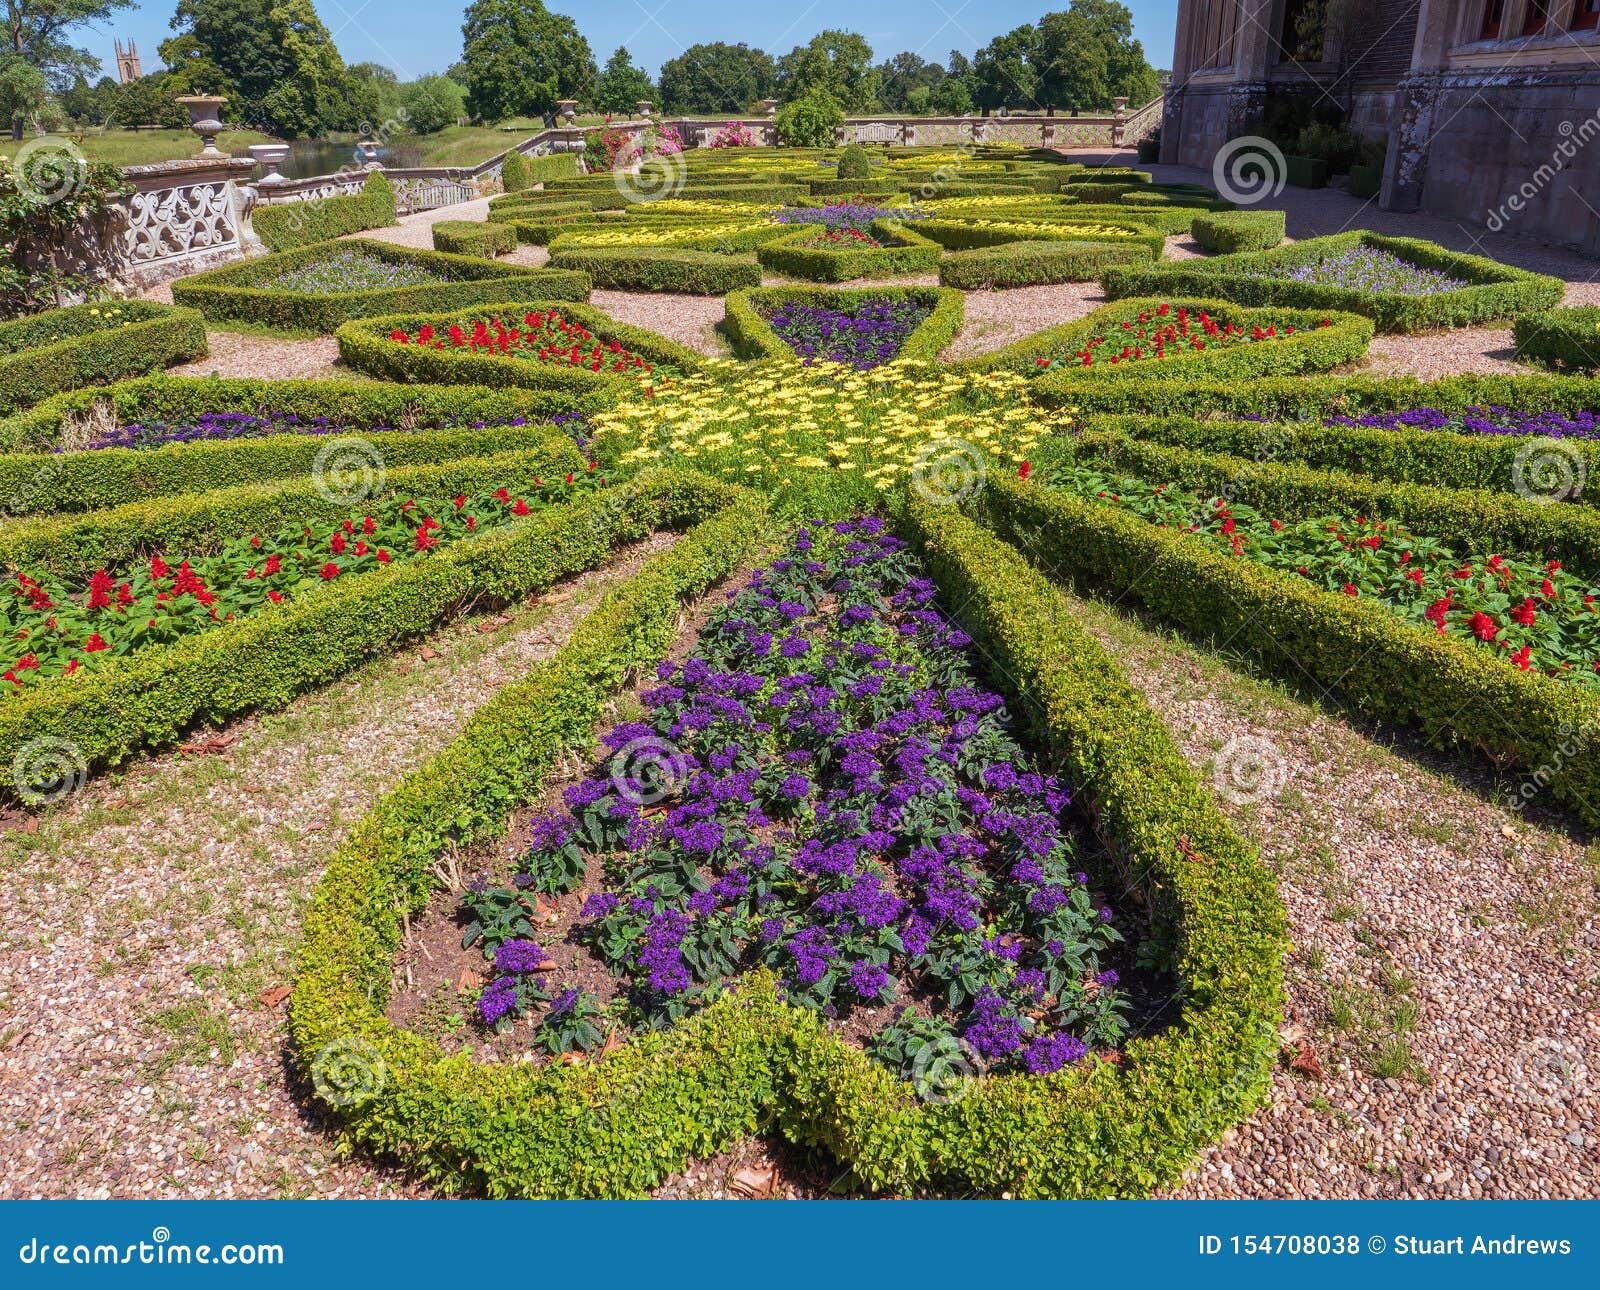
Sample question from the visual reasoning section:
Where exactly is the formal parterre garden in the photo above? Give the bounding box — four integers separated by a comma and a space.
7, 141, 1595, 1200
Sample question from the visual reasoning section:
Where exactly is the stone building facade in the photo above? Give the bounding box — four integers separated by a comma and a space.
1162, 1, 1600, 255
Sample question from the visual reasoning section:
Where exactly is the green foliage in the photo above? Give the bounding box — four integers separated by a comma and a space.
546, 247, 760, 294
432, 219, 516, 258
1, 142, 129, 316
658, 42, 775, 114
1284, 154, 1329, 188
778, 30, 878, 112
774, 90, 844, 148
173, 239, 585, 333
836, 142, 874, 180
252, 172, 398, 252
1513, 306, 1600, 374
593, 46, 655, 114
1190, 209, 1286, 254
1101, 232, 1565, 333
1034, 1, 1160, 112
0, 301, 206, 416
723, 285, 963, 361
972, 25, 1037, 113
755, 220, 943, 281
500, 149, 533, 195
400, 75, 467, 134
938, 239, 1151, 289
500, 150, 576, 194
460, 0, 596, 122
916, 216, 1166, 257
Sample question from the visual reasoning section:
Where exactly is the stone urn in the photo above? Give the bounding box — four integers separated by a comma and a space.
175, 96, 228, 158
356, 139, 381, 167
248, 142, 291, 185
635, 100, 653, 119
759, 98, 779, 118
557, 99, 578, 126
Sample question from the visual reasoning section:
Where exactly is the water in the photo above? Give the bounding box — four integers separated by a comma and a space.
231, 137, 412, 179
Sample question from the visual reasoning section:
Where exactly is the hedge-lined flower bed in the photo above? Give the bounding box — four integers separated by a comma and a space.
1026, 302, 1337, 375
0, 301, 208, 416
1190, 209, 1286, 254
432, 220, 518, 259
1513, 305, 1600, 373
253, 173, 398, 251
172, 239, 589, 334
546, 246, 761, 295
760, 296, 933, 368
1101, 232, 1563, 333
722, 286, 963, 369
938, 239, 1152, 290
756, 220, 943, 282
384, 310, 681, 387
287, 492, 1283, 1198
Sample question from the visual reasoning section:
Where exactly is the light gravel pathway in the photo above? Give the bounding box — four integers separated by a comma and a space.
0, 540, 671, 1198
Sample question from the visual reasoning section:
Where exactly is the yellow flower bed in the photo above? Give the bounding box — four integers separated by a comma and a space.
939, 218, 1141, 239
592, 359, 1074, 495
550, 220, 771, 249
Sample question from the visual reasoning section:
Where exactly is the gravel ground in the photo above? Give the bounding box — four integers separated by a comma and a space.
0, 541, 672, 1199
1042, 586, 1597, 1199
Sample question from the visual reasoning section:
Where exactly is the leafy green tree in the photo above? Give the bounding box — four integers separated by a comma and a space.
0, 52, 45, 138
4, 0, 133, 86
972, 26, 1038, 114
773, 88, 842, 147
349, 62, 402, 127
399, 74, 465, 134
657, 41, 774, 115
593, 46, 654, 114
929, 76, 973, 116
1036, 2, 1159, 112
777, 30, 877, 112
876, 50, 945, 113
459, 0, 595, 123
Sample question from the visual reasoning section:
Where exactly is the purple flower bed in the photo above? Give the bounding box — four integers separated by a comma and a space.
460, 516, 1130, 1079
254, 249, 446, 296
1248, 246, 1468, 296
767, 202, 925, 231
1326, 406, 1600, 440
762, 298, 932, 369
67, 412, 572, 453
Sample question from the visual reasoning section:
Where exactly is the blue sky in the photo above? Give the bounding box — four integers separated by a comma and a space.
83, 0, 1178, 83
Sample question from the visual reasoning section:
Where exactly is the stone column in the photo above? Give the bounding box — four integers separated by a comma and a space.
1383, 0, 1456, 211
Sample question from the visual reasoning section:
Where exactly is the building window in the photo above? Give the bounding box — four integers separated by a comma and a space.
1194, 0, 1240, 69
1574, 0, 1600, 31
1479, 0, 1506, 37
1521, 0, 1552, 33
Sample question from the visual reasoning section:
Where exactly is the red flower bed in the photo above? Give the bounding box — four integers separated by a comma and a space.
2, 474, 602, 693
1030, 302, 1335, 373
387, 310, 668, 387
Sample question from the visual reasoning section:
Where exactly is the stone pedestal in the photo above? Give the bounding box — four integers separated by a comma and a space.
175, 96, 228, 159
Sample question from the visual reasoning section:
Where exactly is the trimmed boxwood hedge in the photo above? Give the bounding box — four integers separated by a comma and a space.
954, 296, 1375, 388
431, 220, 517, 258
0, 300, 208, 416
0, 441, 587, 581
491, 212, 624, 246
172, 239, 589, 333
547, 246, 760, 294
1513, 305, 1600, 373
285, 488, 1283, 1198
1052, 202, 1204, 237
1284, 155, 1329, 189
915, 216, 1166, 258
981, 473, 1600, 830
336, 299, 707, 392
0, 468, 707, 801
1191, 209, 1286, 254
252, 172, 398, 251
723, 285, 964, 362
1101, 232, 1564, 333
805, 178, 900, 197
938, 239, 1152, 289
754, 220, 943, 281
500, 150, 578, 193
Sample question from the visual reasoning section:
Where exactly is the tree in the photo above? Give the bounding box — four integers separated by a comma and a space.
657, 41, 774, 115
773, 89, 842, 148
349, 62, 402, 127
459, 0, 595, 124
4, 0, 133, 87
777, 30, 877, 113
929, 76, 972, 116
593, 46, 654, 114
876, 50, 944, 113
972, 26, 1038, 115
0, 52, 46, 138
1036, 2, 1159, 113
399, 75, 465, 134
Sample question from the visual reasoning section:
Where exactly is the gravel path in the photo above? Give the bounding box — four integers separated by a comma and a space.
1043, 586, 1597, 1199
0, 541, 672, 1198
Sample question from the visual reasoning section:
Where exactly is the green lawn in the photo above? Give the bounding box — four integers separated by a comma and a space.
74, 128, 275, 168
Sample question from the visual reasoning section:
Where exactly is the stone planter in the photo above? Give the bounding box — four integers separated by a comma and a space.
175, 96, 228, 158
248, 143, 291, 186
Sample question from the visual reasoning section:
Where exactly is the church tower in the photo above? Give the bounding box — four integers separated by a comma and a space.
113, 39, 143, 85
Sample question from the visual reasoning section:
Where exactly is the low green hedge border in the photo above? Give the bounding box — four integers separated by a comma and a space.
486, 196, 596, 218
1513, 305, 1600, 374
336, 299, 707, 392
547, 246, 761, 294
432, 220, 517, 258
0, 301, 208, 416
551, 222, 790, 256
1101, 232, 1564, 333
805, 178, 901, 197
914, 216, 1167, 258
284, 491, 1283, 1198
1062, 430, 1600, 582
754, 220, 943, 282
490, 214, 622, 247
1284, 155, 1329, 189
981, 474, 1600, 830
1055, 202, 1204, 236
954, 296, 1375, 388
1, 469, 708, 799
723, 285, 964, 362
938, 239, 1152, 289
0, 440, 586, 581
1090, 411, 1600, 509
1191, 210, 1286, 254
500, 151, 578, 193
253, 173, 398, 251
173, 239, 590, 334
